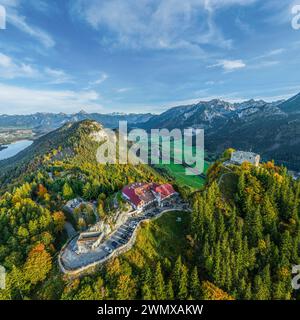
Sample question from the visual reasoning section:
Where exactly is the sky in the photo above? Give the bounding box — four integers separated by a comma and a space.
0, 0, 300, 115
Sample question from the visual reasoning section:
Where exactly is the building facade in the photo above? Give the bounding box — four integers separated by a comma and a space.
231, 151, 260, 167
76, 231, 104, 254
122, 182, 177, 211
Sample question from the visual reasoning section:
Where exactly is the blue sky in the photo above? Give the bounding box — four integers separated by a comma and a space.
0, 0, 300, 114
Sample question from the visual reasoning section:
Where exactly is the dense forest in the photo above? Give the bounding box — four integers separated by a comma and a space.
0, 121, 166, 299
191, 156, 300, 299
0, 121, 299, 300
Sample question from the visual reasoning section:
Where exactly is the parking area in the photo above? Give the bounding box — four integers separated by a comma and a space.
60, 196, 187, 272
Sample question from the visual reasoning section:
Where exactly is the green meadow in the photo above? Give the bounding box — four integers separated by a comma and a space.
156, 161, 210, 190
136, 135, 209, 190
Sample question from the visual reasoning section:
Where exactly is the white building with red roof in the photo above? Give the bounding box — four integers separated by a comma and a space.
153, 183, 177, 206
122, 182, 177, 212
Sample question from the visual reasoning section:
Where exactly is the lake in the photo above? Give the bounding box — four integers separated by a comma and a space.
0, 140, 33, 161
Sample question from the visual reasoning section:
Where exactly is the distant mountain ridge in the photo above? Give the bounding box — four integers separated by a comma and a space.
0, 111, 153, 133
1, 92, 300, 170
141, 98, 285, 130
141, 93, 300, 170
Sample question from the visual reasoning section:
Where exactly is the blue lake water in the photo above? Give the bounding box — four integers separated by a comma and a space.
0, 140, 33, 161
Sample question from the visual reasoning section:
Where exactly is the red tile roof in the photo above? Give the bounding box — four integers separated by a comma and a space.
122, 183, 176, 208
154, 184, 176, 199
122, 183, 144, 207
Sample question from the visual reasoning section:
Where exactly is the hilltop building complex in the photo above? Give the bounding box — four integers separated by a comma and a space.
122, 183, 177, 212
230, 151, 260, 167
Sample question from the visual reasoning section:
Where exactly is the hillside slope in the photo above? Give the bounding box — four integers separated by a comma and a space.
60, 211, 233, 300
191, 155, 300, 299
0, 120, 165, 300
0, 121, 104, 183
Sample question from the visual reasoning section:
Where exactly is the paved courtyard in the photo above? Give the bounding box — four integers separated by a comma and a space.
59, 197, 188, 272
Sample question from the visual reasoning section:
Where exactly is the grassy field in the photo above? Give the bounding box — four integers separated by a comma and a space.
122, 211, 192, 270
155, 139, 210, 190
134, 135, 211, 189
156, 160, 210, 190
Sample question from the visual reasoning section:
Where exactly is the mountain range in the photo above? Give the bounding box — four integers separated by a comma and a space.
141, 93, 300, 170
0, 111, 153, 133
1, 92, 300, 170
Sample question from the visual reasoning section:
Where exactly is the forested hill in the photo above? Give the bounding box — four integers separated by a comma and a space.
0, 120, 104, 182
191, 152, 300, 299
0, 120, 299, 300
0, 120, 165, 300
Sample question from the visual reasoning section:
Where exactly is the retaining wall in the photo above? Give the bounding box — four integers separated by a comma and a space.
58, 208, 190, 277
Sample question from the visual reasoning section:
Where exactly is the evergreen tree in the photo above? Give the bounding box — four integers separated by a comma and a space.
172, 255, 182, 297
142, 283, 153, 300
154, 262, 166, 300
114, 274, 136, 300
166, 280, 174, 300
190, 266, 201, 299
178, 265, 189, 300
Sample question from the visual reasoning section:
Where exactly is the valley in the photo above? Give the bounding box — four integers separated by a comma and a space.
0, 118, 299, 301
1, 0, 300, 306
1, 91, 299, 171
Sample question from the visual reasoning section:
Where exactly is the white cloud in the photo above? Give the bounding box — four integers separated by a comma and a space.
8, 11, 55, 47
207, 0, 258, 9
89, 73, 108, 86
0, 0, 19, 6
72, 0, 257, 50
205, 80, 224, 86
261, 0, 299, 26
116, 87, 131, 93
252, 48, 285, 61
235, 16, 253, 34
249, 60, 279, 69
0, 0, 55, 47
0, 83, 103, 114
245, 48, 285, 69
209, 59, 246, 71
44, 68, 73, 84
209, 54, 281, 72
0, 52, 40, 78
268, 48, 285, 56
0, 52, 74, 84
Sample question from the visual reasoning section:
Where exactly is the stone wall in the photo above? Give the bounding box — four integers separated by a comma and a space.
58, 208, 190, 278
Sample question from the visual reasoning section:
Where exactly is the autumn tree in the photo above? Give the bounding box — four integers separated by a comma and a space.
53, 211, 66, 233
24, 244, 52, 285
114, 274, 136, 300
63, 183, 74, 200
